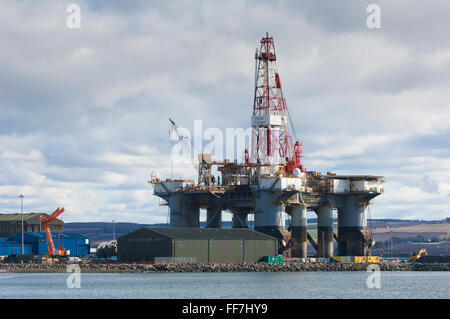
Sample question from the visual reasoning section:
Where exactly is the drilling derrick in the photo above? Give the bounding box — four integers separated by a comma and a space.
251, 33, 304, 173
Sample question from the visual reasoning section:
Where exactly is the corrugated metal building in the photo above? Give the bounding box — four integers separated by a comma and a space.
0, 213, 63, 237
0, 238, 33, 256
7, 232, 90, 256
117, 227, 278, 263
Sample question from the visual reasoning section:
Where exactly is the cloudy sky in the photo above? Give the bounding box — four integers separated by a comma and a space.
0, 0, 449, 223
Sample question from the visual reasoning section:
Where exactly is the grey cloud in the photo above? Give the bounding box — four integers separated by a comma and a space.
0, 0, 449, 222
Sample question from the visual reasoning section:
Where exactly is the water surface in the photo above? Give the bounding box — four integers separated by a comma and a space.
0, 271, 448, 299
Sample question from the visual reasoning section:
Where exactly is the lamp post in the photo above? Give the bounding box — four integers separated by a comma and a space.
386, 226, 389, 258
19, 194, 24, 256
391, 228, 394, 258
112, 220, 115, 241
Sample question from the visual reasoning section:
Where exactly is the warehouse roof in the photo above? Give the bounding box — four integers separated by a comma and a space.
139, 227, 277, 240
0, 213, 63, 223
0, 213, 44, 222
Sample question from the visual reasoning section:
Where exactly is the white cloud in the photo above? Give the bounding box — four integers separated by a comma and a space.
438, 183, 450, 197
0, 0, 448, 223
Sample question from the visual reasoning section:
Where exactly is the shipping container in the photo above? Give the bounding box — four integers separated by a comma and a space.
261, 255, 284, 263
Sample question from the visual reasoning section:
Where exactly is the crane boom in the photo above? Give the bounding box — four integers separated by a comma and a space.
169, 118, 200, 174
40, 207, 66, 256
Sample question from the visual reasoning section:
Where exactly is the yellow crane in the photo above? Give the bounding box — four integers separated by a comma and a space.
410, 248, 428, 261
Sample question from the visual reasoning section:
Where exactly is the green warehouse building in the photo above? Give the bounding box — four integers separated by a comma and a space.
0, 213, 63, 238
117, 227, 278, 263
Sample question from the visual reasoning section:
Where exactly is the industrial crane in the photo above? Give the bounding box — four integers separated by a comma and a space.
169, 118, 212, 185
169, 118, 199, 173
40, 207, 67, 256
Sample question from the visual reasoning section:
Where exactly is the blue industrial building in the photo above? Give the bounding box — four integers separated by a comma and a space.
0, 238, 33, 256
1, 232, 90, 256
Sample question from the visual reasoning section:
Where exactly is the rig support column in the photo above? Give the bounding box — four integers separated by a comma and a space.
168, 193, 185, 227
254, 191, 285, 242
205, 208, 222, 228
289, 205, 307, 258
168, 193, 200, 227
317, 205, 334, 257
338, 195, 371, 256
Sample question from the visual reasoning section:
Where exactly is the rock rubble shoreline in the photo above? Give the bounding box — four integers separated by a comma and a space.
0, 262, 449, 273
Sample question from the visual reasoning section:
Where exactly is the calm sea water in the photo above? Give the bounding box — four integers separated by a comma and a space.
0, 271, 448, 299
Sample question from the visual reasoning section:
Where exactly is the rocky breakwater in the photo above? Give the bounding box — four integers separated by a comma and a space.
0, 262, 449, 273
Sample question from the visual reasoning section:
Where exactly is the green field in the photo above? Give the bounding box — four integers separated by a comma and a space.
409, 223, 450, 228
411, 241, 447, 245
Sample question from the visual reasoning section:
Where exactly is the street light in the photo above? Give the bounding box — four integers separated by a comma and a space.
390, 229, 393, 258
19, 194, 24, 256
112, 220, 115, 241
386, 226, 389, 258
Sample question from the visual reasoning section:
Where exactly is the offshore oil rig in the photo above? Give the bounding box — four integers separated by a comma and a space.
150, 33, 384, 258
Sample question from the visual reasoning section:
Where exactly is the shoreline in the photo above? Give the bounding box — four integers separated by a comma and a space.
0, 262, 449, 273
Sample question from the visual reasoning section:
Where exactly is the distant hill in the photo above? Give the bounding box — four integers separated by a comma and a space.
64, 222, 165, 245
64, 219, 450, 255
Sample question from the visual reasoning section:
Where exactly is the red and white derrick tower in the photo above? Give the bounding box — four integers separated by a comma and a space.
250, 33, 305, 173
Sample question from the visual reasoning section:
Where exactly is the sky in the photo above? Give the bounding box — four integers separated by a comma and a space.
0, 0, 449, 223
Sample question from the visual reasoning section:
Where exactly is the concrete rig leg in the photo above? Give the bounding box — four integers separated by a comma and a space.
289, 205, 307, 258
317, 206, 334, 257
168, 193, 185, 227
168, 193, 200, 227
254, 191, 286, 243
206, 208, 222, 228
231, 211, 249, 228
338, 195, 371, 256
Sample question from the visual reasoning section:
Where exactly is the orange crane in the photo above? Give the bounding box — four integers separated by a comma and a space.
40, 207, 67, 256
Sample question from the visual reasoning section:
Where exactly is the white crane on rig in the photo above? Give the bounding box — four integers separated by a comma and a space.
169, 118, 199, 172
169, 118, 212, 185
